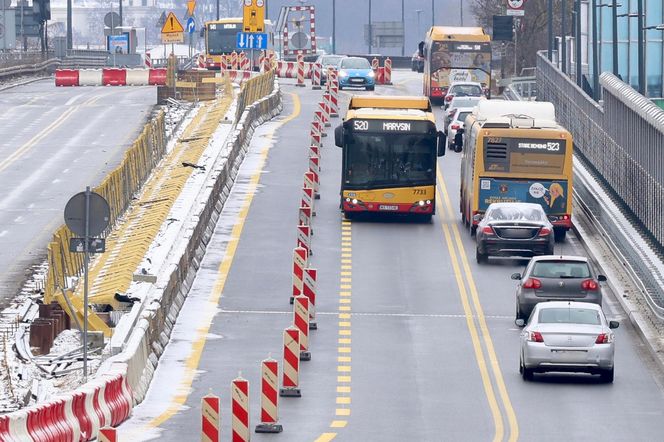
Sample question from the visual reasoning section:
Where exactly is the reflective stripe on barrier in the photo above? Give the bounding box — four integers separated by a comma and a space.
293, 296, 311, 360
125, 69, 150, 86
231, 376, 250, 442
55, 69, 79, 86
102, 68, 127, 86
79, 69, 103, 86
279, 327, 301, 397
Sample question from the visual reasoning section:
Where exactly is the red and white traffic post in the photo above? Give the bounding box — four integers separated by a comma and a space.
296, 224, 312, 257
293, 295, 311, 361
384, 57, 393, 84
329, 70, 340, 117
231, 51, 239, 70
292, 246, 308, 303
319, 100, 331, 128
309, 155, 320, 199
201, 393, 221, 442
296, 54, 305, 87
315, 110, 327, 137
311, 62, 322, 90
255, 358, 283, 433
301, 186, 316, 216
279, 327, 302, 397
304, 170, 318, 202
231, 375, 250, 442
299, 206, 312, 228
99, 427, 117, 442
303, 268, 318, 330
310, 144, 321, 161
310, 120, 322, 148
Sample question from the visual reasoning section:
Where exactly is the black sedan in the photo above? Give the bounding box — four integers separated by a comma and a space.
475, 203, 555, 264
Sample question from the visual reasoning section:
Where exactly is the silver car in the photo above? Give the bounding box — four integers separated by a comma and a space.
517, 301, 619, 382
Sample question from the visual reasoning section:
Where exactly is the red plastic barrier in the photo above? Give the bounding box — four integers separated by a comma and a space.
93, 384, 109, 429
0, 415, 10, 441
54, 69, 79, 87
104, 375, 132, 426
148, 68, 167, 86
102, 68, 127, 86
73, 391, 92, 440
376, 67, 385, 85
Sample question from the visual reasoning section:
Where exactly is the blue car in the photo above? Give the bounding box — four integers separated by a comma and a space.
337, 57, 375, 91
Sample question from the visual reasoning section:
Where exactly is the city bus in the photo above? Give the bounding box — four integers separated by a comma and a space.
459, 100, 573, 241
334, 96, 446, 221
202, 17, 274, 69
420, 26, 492, 103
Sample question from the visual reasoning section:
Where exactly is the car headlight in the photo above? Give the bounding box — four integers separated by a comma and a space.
368, 71, 375, 78
339, 70, 348, 78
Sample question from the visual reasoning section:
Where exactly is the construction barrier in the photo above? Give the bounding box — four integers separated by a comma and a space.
55, 69, 79, 86
301, 187, 315, 216
231, 375, 250, 442
258, 51, 266, 72
255, 358, 283, 433
293, 296, 311, 360
309, 144, 321, 161
125, 68, 150, 86
329, 70, 340, 117
384, 57, 393, 84
231, 51, 239, 71
299, 206, 312, 227
99, 427, 117, 442
235, 70, 276, 122
279, 327, 301, 397
321, 95, 332, 127
201, 393, 221, 442
296, 54, 305, 87
303, 268, 317, 329
310, 120, 322, 148
275, 60, 313, 79
102, 68, 127, 86
371, 57, 379, 71
376, 67, 385, 85
144, 51, 152, 68
315, 109, 327, 137
309, 155, 320, 197
79, 69, 103, 86
54, 68, 167, 87
311, 62, 322, 90
292, 246, 308, 301
296, 224, 312, 257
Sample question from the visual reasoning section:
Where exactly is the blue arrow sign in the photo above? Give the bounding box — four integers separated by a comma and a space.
236, 32, 268, 50
186, 17, 196, 34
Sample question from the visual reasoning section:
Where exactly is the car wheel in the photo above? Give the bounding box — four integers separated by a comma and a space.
366, 86, 375, 91
600, 367, 614, 383
521, 356, 534, 381
516, 305, 525, 323
338, 85, 343, 90
554, 229, 567, 242
476, 247, 487, 264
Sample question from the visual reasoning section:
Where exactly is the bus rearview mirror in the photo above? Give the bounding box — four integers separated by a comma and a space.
418, 41, 425, 58
334, 125, 344, 148
437, 131, 446, 157
454, 129, 464, 153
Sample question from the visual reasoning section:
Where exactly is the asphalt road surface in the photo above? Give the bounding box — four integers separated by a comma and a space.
0, 80, 157, 306
120, 72, 664, 441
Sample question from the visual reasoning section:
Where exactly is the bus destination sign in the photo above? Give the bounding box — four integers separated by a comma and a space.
349, 119, 433, 133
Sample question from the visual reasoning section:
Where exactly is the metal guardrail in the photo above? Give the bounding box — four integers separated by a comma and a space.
536, 50, 664, 318
0, 51, 54, 68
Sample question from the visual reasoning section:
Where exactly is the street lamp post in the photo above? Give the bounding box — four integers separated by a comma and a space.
591, 0, 599, 99
595, 3, 621, 82
643, 23, 664, 96
368, 0, 372, 54
575, 0, 582, 87
401, 0, 405, 56
561, 0, 567, 74
637, 0, 644, 95
547, 0, 553, 60
333, 0, 336, 54
431, 0, 434, 28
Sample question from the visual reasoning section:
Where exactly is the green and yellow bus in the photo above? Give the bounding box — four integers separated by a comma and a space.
420, 26, 492, 103
334, 96, 446, 221
459, 100, 573, 241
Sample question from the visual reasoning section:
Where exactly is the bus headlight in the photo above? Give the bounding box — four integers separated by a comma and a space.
346, 198, 351, 202
352, 198, 358, 205
418, 200, 425, 206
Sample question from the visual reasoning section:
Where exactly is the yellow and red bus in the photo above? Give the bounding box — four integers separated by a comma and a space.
334, 96, 446, 221
420, 26, 491, 103
202, 17, 273, 69
459, 100, 573, 241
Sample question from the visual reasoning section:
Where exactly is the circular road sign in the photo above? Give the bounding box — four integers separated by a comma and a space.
104, 12, 121, 28
507, 0, 524, 8
290, 31, 309, 50
64, 191, 111, 237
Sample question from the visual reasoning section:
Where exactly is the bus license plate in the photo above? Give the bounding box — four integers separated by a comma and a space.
379, 205, 399, 211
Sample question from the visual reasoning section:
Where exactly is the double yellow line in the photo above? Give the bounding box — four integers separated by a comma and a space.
435, 169, 519, 442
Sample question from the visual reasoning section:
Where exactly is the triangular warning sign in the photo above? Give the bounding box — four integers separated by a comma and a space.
161, 12, 184, 33
187, 0, 196, 17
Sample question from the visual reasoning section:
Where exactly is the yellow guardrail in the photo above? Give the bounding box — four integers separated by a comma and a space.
43, 70, 275, 336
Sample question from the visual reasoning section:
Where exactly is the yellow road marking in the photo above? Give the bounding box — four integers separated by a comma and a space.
337, 375, 351, 382
338, 347, 351, 354
338, 321, 351, 327
338, 338, 351, 345
315, 434, 337, 442
339, 329, 352, 336
141, 93, 301, 430
438, 169, 519, 441
338, 356, 351, 362
339, 313, 351, 319
336, 397, 351, 405
336, 409, 351, 416
331, 420, 348, 428
337, 386, 351, 393
339, 305, 351, 311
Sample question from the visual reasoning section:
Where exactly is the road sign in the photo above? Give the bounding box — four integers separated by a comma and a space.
64, 191, 110, 237
161, 11, 184, 43
236, 31, 268, 50
104, 12, 121, 29
243, 0, 265, 33
186, 17, 196, 34
70, 238, 106, 254
506, 0, 525, 16
187, 0, 196, 17
157, 11, 166, 28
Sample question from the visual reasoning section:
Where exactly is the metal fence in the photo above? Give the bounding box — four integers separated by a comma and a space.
0, 51, 54, 68
537, 51, 664, 310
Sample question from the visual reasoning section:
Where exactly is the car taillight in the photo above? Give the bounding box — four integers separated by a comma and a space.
539, 227, 551, 236
451, 124, 460, 130
522, 278, 542, 289
528, 331, 544, 343
595, 333, 612, 344
482, 226, 494, 235
445, 95, 454, 102
581, 279, 599, 291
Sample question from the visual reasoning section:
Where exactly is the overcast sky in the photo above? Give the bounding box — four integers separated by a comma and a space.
263, 0, 476, 56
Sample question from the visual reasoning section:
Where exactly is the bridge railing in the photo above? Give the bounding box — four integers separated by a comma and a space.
537, 51, 664, 316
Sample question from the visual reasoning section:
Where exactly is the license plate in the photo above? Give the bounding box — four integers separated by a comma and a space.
351, 78, 364, 83
379, 205, 399, 211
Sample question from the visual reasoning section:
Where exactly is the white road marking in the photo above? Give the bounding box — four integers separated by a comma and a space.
65, 94, 83, 106
0, 230, 7, 237
13, 216, 23, 223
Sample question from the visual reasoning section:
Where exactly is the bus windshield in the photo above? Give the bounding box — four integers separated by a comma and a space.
345, 133, 435, 188
207, 28, 237, 54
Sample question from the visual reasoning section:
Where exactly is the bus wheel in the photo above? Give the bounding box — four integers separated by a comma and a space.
421, 214, 433, 223
554, 229, 567, 242
344, 211, 355, 220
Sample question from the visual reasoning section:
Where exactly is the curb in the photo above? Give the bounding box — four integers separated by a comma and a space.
0, 75, 50, 92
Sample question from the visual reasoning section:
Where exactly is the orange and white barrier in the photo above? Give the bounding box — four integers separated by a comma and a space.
329, 70, 340, 117
311, 62, 322, 90
292, 246, 308, 301
301, 186, 315, 216
99, 427, 117, 442
258, 51, 266, 72
279, 327, 301, 397
309, 144, 321, 161
322, 94, 332, 127
371, 57, 379, 71
299, 206, 312, 227
310, 120, 322, 148
201, 393, 220, 442
231, 375, 250, 442
231, 51, 239, 71
293, 296, 311, 360
314, 110, 327, 138
376, 67, 385, 85
384, 57, 393, 84
309, 155, 320, 198
255, 358, 283, 433
297, 224, 312, 257
303, 268, 318, 329
240, 52, 251, 71
296, 54, 305, 87
226, 70, 253, 85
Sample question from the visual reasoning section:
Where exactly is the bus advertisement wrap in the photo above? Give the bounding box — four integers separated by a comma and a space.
430, 41, 491, 87
478, 178, 568, 215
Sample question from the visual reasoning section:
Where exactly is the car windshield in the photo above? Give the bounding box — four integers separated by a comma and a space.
345, 133, 436, 187
538, 308, 601, 325
531, 261, 591, 279
450, 84, 483, 96
486, 205, 545, 222
456, 112, 471, 123
321, 56, 344, 66
342, 58, 371, 69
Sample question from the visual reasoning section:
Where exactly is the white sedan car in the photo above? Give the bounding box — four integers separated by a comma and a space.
518, 301, 619, 382
446, 107, 474, 150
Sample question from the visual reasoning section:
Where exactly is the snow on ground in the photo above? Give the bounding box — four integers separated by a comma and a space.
118, 118, 281, 441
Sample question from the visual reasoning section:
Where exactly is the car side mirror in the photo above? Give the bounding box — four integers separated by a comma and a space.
609, 320, 619, 329
454, 129, 464, 152
437, 131, 446, 157
418, 41, 425, 58
515, 318, 525, 327
334, 124, 344, 148
511, 273, 521, 280
597, 274, 607, 282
